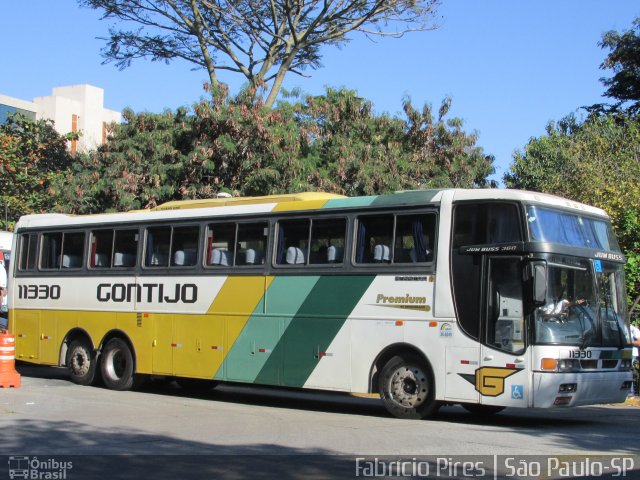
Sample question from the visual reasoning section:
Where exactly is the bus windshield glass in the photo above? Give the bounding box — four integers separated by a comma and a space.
526, 205, 621, 252
535, 260, 628, 348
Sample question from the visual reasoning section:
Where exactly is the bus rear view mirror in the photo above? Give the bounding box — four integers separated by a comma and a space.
530, 261, 547, 306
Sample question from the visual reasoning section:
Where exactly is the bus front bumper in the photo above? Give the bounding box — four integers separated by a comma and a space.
532, 371, 631, 408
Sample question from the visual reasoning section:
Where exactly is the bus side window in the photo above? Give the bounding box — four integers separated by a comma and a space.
206, 223, 236, 267
394, 214, 435, 263
41, 233, 63, 269
355, 215, 393, 264
309, 218, 346, 264
236, 223, 267, 266
61, 232, 85, 269
90, 230, 114, 268
113, 230, 138, 268
171, 226, 199, 267
19, 234, 38, 271
145, 227, 171, 267
276, 219, 310, 265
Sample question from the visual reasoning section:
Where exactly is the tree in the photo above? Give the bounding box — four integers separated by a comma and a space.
590, 17, 640, 114
297, 89, 494, 195
0, 115, 76, 230
79, 0, 440, 107
504, 114, 640, 309
58, 88, 494, 212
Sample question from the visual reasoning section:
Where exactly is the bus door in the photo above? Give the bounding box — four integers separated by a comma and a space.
478, 256, 530, 408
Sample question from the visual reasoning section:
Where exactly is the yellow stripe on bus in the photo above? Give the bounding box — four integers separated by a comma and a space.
206, 276, 274, 377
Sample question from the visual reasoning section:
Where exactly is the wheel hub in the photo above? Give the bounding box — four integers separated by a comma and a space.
390, 365, 428, 408
71, 349, 90, 376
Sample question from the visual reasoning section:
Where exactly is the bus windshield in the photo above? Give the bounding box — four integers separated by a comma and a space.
535, 260, 628, 348
527, 205, 621, 252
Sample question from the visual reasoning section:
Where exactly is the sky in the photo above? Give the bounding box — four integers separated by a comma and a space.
1, 1, 638, 184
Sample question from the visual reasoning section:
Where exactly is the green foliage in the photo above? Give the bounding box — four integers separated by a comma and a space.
504, 113, 640, 306
56, 88, 494, 213
0, 115, 76, 230
597, 17, 640, 114
295, 89, 495, 196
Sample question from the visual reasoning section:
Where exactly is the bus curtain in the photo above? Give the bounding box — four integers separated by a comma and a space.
412, 220, 428, 262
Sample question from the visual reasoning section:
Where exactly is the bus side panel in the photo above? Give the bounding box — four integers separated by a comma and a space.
151, 313, 173, 375
279, 276, 374, 390
114, 311, 153, 375
173, 313, 225, 379
203, 276, 271, 382
14, 310, 40, 362
347, 275, 436, 394
221, 276, 317, 384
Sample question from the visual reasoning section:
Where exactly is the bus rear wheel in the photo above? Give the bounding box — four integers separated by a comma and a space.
379, 354, 438, 419
101, 338, 136, 391
67, 339, 99, 386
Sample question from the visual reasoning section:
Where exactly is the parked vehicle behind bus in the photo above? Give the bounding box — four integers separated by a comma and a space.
8, 190, 633, 418
0, 230, 13, 327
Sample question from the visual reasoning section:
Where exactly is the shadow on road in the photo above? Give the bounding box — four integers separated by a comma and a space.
15, 362, 640, 456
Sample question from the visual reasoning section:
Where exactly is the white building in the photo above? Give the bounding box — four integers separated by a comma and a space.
0, 84, 121, 153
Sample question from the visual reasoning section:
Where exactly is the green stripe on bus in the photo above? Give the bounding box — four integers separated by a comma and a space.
322, 196, 378, 209
254, 275, 375, 387
323, 190, 443, 211
215, 276, 320, 382
369, 190, 443, 207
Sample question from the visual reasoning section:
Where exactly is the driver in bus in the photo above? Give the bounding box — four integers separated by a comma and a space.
540, 270, 586, 318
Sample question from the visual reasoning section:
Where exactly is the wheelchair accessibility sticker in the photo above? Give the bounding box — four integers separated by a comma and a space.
511, 385, 524, 400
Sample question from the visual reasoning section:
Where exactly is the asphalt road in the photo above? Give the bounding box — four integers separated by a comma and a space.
1, 363, 639, 479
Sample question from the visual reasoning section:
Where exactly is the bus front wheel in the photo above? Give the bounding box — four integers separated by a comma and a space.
379, 354, 438, 419
101, 338, 136, 391
67, 339, 99, 386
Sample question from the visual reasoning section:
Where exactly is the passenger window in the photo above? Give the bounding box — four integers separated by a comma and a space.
355, 213, 436, 265
171, 226, 199, 267
145, 227, 171, 267
113, 230, 138, 268
309, 219, 346, 264
236, 223, 267, 266
19, 234, 38, 271
276, 219, 310, 265
41, 233, 63, 269
206, 224, 236, 267
355, 215, 394, 264
62, 233, 85, 269
90, 230, 114, 268
394, 215, 436, 263
41, 232, 85, 269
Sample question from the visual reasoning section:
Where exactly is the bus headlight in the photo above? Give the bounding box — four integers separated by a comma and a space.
541, 358, 580, 372
619, 359, 632, 370
557, 359, 580, 371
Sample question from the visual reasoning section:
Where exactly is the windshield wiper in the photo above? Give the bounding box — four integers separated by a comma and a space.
580, 328, 594, 350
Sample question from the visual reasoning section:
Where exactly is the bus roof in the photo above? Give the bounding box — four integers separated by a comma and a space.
13, 189, 608, 230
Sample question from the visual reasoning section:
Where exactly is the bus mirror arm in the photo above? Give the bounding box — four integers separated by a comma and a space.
528, 261, 547, 307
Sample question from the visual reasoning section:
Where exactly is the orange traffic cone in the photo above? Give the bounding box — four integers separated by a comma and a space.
0, 329, 21, 388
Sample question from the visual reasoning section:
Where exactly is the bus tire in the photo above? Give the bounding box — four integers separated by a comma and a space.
101, 338, 136, 391
379, 354, 438, 419
461, 404, 505, 416
67, 339, 99, 386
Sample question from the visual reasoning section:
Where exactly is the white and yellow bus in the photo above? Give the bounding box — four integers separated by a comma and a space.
8, 189, 633, 418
